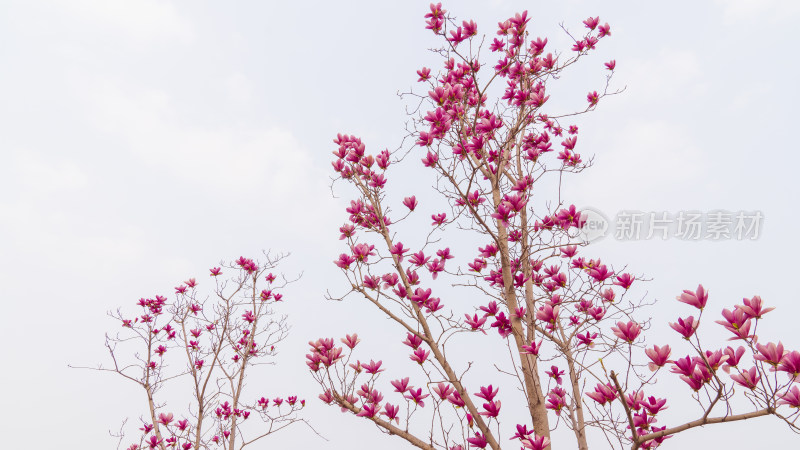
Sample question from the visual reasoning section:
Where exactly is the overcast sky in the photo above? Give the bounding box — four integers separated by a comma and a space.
1, 1, 799, 449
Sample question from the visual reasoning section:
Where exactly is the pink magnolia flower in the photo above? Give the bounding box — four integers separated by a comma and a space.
146, 435, 162, 449
340, 333, 360, 349
586, 91, 599, 106
722, 346, 746, 373
362, 360, 384, 374
431, 212, 447, 225
356, 402, 380, 418
157, 412, 173, 426
334, 253, 356, 269
410, 347, 430, 364
467, 432, 488, 449
351, 243, 376, 262
576, 331, 598, 347
604, 60, 616, 70
545, 366, 565, 385
404, 387, 429, 407
339, 224, 355, 240
777, 351, 800, 381
676, 284, 708, 310
715, 307, 752, 340
645, 345, 672, 371
588, 264, 612, 282
480, 400, 501, 417
448, 390, 466, 408
560, 245, 578, 258
586, 383, 617, 405
417, 67, 431, 81
464, 313, 487, 331
403, 332, 423, 349
521, 435, 551, 450
475, 385, 499, 402
669, 316, 698, 339
522, 339, 543, 355
403, 196, 418, 211
383, 403, 400, 422
643, 396, 668, 415
242, 310, 255, 324
409, 251, 430, 267
730, 366, 761, 390
433, 382, 454, 400
755, 341, 785, 366
545, 387, 567, 415
611, 320, 641, 343
318, 390, 334, 404
535, 303, 560, 324
511, 424, 534, 441
480, 301, 500, 317
389, 242, 410, 261
613, 273, 634, 289
736, 295, 775, 319
778, 385, 800, 408
598, 23, 611, 37
583, 16, 599, 30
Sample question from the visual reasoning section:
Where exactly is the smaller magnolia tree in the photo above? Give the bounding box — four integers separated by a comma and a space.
306, 4, 800, 450
92, 253, 306, 450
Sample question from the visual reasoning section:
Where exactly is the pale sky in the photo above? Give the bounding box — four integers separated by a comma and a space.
1, 1, 799, 449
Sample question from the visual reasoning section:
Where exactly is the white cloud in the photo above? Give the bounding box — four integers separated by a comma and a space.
51, 0, 194, 43
572, 119, 707, 207
225, 73, 254, 104
10, 150, 89, 192
622, 49, 705, 102
84, 78, 316, 194
715, 0, 800, 23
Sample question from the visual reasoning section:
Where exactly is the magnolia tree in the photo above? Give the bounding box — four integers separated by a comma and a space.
92, 254, 306, 450
306, 4, 800, 450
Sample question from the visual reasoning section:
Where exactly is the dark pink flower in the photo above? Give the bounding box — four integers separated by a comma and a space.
586, 383, 616, 404
677, 285, 708, 310
586, 91, 599, 106
431, 213, 447, 225
611, 321, 641, 343
614, 273, 634, 289
777, 351, 800, 381
410, 347, 430, 364
404, 387, 429, 406
403, 196, 418, 211
417, 67, 431, 81
645, 345, 672, 371
383, 403, 400, 422
755, 341, 785, 366
736, 295, 775, 319
521, 435, 550, 450
778, 385, 800, 408
730, 366, 761, 389
362, 359, 384, 374
669, 316, 698, 339
432, 382, 454, 400
467, 432, 488, 449
546, 366, 564, 385
522, 339, 543, 355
